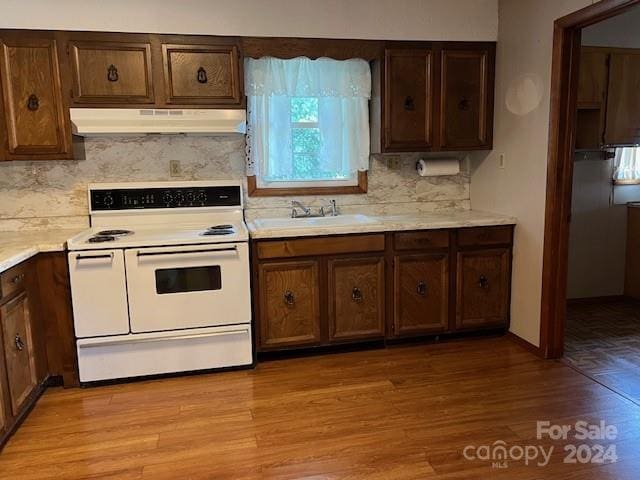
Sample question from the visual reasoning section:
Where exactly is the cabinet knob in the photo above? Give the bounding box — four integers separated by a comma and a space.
478, 275, 489, 289
352, 287, 363, 303
283, 290, 295, 306
404, 96, 415, 111
11, 273, 24, 285
417, 281, 427, 296
458, 97, 471, 111
197, 67, 208, 84
27, 94, 39, 111
15, 334, 25, 352
107, 64, 119, 82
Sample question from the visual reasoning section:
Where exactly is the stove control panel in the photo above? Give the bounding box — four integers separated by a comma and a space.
90, 185, 242, 211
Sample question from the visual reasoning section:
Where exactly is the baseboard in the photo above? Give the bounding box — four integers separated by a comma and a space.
566, 295, 627, 306
506, 331, 543, 357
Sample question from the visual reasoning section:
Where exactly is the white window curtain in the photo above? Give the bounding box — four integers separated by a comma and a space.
245, 57, 371, 184
614, 147, 640, 183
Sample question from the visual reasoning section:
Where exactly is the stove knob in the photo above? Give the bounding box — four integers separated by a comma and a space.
162, 191, 173, 207
197, 190, 207, 205
103, 193, 114, 208
186, 191, 196, 205
175, 191, 185, 206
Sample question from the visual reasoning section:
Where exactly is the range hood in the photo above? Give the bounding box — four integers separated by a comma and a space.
70, 108, 246, 136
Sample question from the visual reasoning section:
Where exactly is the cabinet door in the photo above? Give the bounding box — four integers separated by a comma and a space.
162, 44, 241, 105
383, 49, 433, 151
0, 38, 71, 158
328, 257, 385, 342
69, 41, 154, 104
605, 52, 640, 145
439, 49, 492, 149
456, 248, 510, 329
258, 261, 321, 350
1, 292, 37, 416
0, 335, 8, 436
577, 49, 609, 107
394, 254, 449, 336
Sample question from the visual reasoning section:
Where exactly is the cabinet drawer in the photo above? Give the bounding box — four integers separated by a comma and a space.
1, 292, 37, 415
394, 230, 449, 251
258, 261, 321, 349
394, 253, 449, 335
69, 41, 154, 104
0, 262, 28, 303
162, 44, 241, 105
458, 226, 513, 247
328, 257, 385, 342
256, 234, 385, 259
456, 248, 510, 329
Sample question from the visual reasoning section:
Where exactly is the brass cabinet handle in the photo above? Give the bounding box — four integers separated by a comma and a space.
27, 94, 39, 111
283, 290, 295, 306
352, 287, 363, 303
417, 281, 427, 296
107, 64, 119, 82
11, 273, 25, 285
478, 275, 489, 289
15, 334, 24, 352
197, 67, 208, 84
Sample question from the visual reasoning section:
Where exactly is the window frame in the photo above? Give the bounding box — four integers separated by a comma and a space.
247, 171, 368, 197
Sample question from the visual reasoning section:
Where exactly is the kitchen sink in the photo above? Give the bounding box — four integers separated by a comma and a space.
251, 214, 379, 230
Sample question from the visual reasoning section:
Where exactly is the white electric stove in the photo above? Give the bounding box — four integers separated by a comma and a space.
67, 181, 253, 383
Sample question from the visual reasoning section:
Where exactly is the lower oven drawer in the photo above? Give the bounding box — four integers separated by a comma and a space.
76, 325, 252, 382
125, 243, 251, 333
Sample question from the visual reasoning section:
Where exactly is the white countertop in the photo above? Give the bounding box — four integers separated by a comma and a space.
247, 210, 517, 239
0, 229, 84, 274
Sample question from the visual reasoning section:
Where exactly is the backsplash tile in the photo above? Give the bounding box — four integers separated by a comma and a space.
0, 136, 469, 230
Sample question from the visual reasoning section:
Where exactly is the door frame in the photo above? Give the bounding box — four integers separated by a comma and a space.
540, 0, 640, 358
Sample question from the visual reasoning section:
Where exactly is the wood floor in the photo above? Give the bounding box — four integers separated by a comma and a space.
2, 337, 640, 479
565, 298, 640, 404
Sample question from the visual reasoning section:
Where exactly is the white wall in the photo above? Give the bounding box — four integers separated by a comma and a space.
566, 156, 627, 299
0, 0, 498, 41
582, 6, 640, 48
470, 0, 594, 347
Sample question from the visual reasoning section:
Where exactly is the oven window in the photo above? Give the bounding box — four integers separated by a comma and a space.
155, 266, 222, 294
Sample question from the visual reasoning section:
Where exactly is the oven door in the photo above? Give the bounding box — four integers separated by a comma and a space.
124, 243, 251, 333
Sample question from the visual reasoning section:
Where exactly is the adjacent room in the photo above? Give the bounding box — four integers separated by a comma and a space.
0, 1, 639, 479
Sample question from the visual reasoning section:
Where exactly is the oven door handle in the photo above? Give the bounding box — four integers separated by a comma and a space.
75, 253, 114, 261
136, 246, 238, 257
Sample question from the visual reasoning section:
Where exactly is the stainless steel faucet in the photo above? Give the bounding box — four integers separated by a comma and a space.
291, 200, 311, 218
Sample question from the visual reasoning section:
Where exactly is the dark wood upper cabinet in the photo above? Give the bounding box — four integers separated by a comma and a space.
257, 260, 321, 350
605, 51, 640, 146
456, 248, 510, 330
68, 40, 154, 104
0, 36, 71, 160
394, 253, 449, 336
577, 49, 609, 108
328, 256, 385, 342
162, 44, 241, 105
439, 48, 492, 150
383, 49, 433, 151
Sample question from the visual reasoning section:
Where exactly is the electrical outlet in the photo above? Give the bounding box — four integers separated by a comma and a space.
386, 155, 402, 170
169, 160, 182, 177
498, 153, 506, 169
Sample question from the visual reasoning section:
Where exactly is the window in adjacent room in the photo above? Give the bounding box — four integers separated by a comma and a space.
245, 57, 371, 195
613, 146, 640, 184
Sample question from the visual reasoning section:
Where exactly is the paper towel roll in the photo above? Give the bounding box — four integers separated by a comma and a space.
416, 158, 460, 177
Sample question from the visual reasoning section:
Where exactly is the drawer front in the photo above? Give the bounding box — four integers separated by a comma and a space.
1, 293, 37, 415
328, 257, 385, 342
456, 248, 510, 329
394, 230, 449, 251
258, 260, 321, 349
394, 254, 449, 335
0, 262, 28, 303
458, 226, 513, 247
70, 41, 154, 103
256, 234, 385, 260
163, 44, 241, 105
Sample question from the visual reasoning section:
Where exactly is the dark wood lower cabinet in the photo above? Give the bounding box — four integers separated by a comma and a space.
328, 257, 385, 342
258, 260, 321, 349
456, 248, 511, 329
253, 227, 513, 353
393, 253, 449, 335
